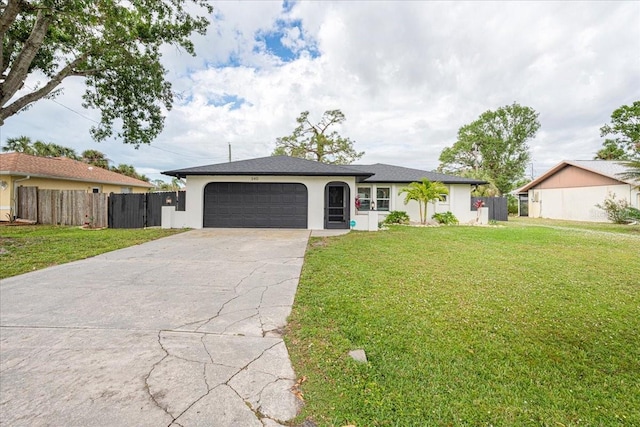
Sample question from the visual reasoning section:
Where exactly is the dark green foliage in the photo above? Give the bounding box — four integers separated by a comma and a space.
624, 207, 640, 222
1, 0, 212, 146
382, 211, 409, 225
438, 102, 540, 195
432, 211, 458, 225
599, 101, 640, 160
595, 139, 631, 160
507, 194, 519, 215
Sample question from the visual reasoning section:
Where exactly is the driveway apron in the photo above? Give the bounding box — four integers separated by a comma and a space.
0, 229, 310, 426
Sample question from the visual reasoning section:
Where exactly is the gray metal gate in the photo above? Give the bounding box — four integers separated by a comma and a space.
471, 197, 508, 221
108, 191, 185, 228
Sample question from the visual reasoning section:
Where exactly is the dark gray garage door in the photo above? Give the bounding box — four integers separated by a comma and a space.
203, 182, 308, 228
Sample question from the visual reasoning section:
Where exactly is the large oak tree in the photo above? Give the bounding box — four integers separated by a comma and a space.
1, 0, 212, 146
438, 103, 540, 195
273, 109, 364, 165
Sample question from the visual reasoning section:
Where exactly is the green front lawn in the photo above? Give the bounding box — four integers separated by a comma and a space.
286, 224, 640, 426
510, 216, 640, 236
0, 225, 187, 279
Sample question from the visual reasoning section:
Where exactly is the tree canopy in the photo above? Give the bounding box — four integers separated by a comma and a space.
273, 109, 364, 165
0, 0, 212, 146
594, 139, 631, 160
438, 103, 540, 195
597, 101, 640, 161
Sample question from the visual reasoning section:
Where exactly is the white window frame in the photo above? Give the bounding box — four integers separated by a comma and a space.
357, 187, 372, 211
376, 187, 390, 211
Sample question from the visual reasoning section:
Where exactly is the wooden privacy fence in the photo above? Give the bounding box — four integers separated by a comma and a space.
471, 196, 509, 221
17, 187, 185, 228
17, 187, 108, 227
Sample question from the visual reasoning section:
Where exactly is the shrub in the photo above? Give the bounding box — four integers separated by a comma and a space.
507, 195, 519, 215
624, 207, 640, 222
383, 211, 410, 225
432, 211, 459, 225
596, 193, 637, 224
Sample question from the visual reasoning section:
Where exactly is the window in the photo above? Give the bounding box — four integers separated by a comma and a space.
92, 188, 100, 194
357, 187, 371, 211
121, 187, 132, 194
376, 187, 390, 211
438, 194, 448, 203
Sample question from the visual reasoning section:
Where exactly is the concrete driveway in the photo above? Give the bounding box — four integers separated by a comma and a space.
0, 229, 310, 426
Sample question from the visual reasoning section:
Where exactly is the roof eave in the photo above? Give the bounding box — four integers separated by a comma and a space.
0, 171, 152, 188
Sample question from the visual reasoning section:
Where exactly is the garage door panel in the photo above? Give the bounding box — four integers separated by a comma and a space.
204, 182, 308, 228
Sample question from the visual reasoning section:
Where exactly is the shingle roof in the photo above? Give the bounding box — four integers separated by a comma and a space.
163, 156, 373, 178
0, 152, 153, 188
349, 163, 488, 184
515, 160, 638, 193
164, 155, 487, 185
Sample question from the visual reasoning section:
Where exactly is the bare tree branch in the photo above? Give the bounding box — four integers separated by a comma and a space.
0, 53, 86, 122
0, 8, 53, 106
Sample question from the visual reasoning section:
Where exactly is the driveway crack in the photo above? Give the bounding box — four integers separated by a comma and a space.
183, 263, 266, 332
144, 331, 175, 425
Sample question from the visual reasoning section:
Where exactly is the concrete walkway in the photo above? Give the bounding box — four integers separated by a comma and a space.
0, 229, 312, 426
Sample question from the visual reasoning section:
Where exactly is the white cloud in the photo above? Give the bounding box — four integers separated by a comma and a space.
2, 0, 639, 183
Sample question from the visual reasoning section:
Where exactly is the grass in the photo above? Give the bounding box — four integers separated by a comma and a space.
285, 223, 640, 426
0, 225, 187, 279
510, 216, 640, 236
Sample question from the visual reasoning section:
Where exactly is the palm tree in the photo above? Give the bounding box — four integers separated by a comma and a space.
81, 149, 110, 169
618, 159, 640, 184
2, 136, 36, 154
28, 140, 78, 158
399, 178, 449, 224
111, 163, 149, 182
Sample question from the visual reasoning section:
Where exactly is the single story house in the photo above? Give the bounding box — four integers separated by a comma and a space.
162, 156, 486, 230
515, 160, 639, 222
0, 152, 153, 221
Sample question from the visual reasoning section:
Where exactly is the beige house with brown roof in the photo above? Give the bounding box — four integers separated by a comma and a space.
0, 152, 152, 221
516, 160, 640, 222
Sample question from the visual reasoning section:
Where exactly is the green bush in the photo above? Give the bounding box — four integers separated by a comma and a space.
432, 211, 459, 225
383, 211, 410, 225
596, 194, 638, 224
507, 194, 519, 215
624, 207, 640, 222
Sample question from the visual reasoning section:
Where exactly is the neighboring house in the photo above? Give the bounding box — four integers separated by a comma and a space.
515, 160, 640, 222
162, 156, 485, 230
0, 152, 153, 221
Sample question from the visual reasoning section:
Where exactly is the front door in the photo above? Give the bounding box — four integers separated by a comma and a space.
324, 182, 350, 229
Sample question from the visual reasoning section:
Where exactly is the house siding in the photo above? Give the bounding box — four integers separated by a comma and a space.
527, 184, 638, 222
535, 165, 621, 189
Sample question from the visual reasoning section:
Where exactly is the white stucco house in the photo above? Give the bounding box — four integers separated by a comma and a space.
161, 156, 486, 230
516, 160, 640, 222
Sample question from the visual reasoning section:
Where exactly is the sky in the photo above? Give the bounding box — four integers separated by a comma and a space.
1, 0, 639, 184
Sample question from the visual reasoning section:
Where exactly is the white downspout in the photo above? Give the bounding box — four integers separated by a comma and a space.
13, 176, 31, 220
